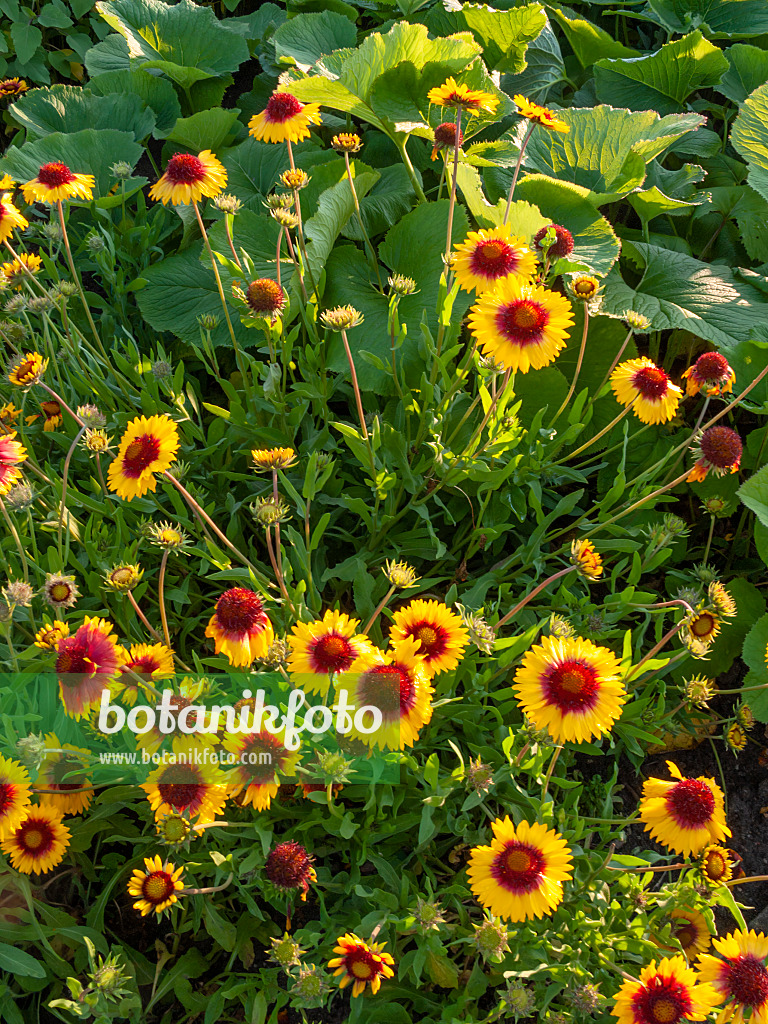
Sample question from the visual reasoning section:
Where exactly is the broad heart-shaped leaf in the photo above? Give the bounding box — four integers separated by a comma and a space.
601, 241, 768, 350
731, 82, 768, 185
89, 68, 181, 137
520, 106, 705, 205
272, 10, 357, 70
644, 0, 768, 38
421, 2, 546, 75
550, 5, 638, 66
500, 20, 564, 102
221, 137, 337, 211
164, 108, 241, 154
0, 129, 142, 204
628, 185, 709, 225
594, 31, 729, 115
8, 84, 155, 142
84, 34, 134, 77
288, 77, 386, 132
95, 0, 249, 89
717, 45, 768, 104
341, 164, 416, 241
739, 465, 768, 530
699, 186, 768, 262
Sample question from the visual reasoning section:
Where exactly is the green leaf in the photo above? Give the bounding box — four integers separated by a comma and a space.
513, 366, 569, 426
702, 187, 768, 262
550, 5, 638, 66
341, 163, 416, 240
0, 942, 47, 978
743, 613, 768, 678
628, 185, 708, 224
717, 44, 768, 104
304, 170, 379, 273
424, 950, 459, 989
594, 31, 729, 115
644, 0, 768, 38
731, 82, 768, 188
520, 105, 705, 204
84, 34, 132, 77
38, 0, 72, 27
0, 129, 142, 204
289, 76, 385, 132
739, 464, 768, 529
95, 0, 250, 89
422, 3, 545, 75
272, 11, 357, 70
89, 68, 182, 137
165, 108, 241, 153
10, 22, 42, 65
9, 84, 155, 142
501, 20, 564, 101
601, 241, 768, 349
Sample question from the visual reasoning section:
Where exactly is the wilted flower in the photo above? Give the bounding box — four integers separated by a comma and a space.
245, 279, 285, 321
684, 675, 715, 710
268, 933, 305, 968
383, 559, 420, 589
688, 426, 743, 482
466, 756, 494, 794
2, 579, 33, 608
473, 914, 510, 962
682, 351, 735, 397
431, 121, 463, 160
533, 224, 574, 258
264, 840, 316, 900
77, 404, 106, 428
258, 637, 289, 668
15, 733, 46, 771
320, 305, 363, 331
4, 482, 34, 511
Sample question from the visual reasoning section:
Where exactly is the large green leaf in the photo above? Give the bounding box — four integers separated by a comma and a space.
8, 84, 155, 142
423, 2, 547, 76
95, 0, 250, 89
89, 68, 181, 137
341, 164, 416, 240
731, 82, 768, 183
272, 10, 357, 70
289, 77, 385, 132
520, 105, 705, 204
164, 108, 241, 154
601, 241, 768, 350
739, 465, 768, 529
0, 129, 143, 204
550, 5, 638, 66
500, 20, 564, 102
698, 187, 768, 262
643, 0, 768, 38
717, 44, 768, 104
594, 31, 729, 115
304, 170, 379, 273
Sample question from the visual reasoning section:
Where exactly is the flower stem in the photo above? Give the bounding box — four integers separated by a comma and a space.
57, 425, 86, 561
444, 107, 463, 265
497, 565, 576, 629
551, 305, 589, 425
340, 328, 377, 485
127, 591, 164, 642
344, 151, 383, 290
552, 400, 635, 465
56, 199, 108, 360
158, 549, 171, 647
503, 122, 535, 225
587, 468, 692, 539
364, 584, 396, 634
0, 497, 29, 582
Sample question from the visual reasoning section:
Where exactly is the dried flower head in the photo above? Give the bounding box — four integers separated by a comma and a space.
383, 559, 420, 589
290, 965, 331, 1010
246, 279, 285, 320
212, 193, 242, 214
473, 914, 510, 962
533, 224, 574, 258
104, 563, 144, 592
268, 932, 305, 968
567, 982, 604, 1013
466, 756, 494, 794
2, 579, 34, 608
42, 573, 79, 610
684, 675, 715, 710
624, 310, 652, 331
280, 168, 310, 190
320, 305, 363, 331
259, 637, 289, 668
151, 360, 173, 381
15, 733, 47, 771
264, 840, 316, 899
252, 496, 291, 526
4, 482, 35, 511
431, 121, 463, 160
332, 133, 362, 153
77, 404, 106, 428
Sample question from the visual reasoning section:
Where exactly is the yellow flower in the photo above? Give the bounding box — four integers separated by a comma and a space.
0, 78, 28, 99
112, 642, 175, 705
221, 729, 300, 811
22, 162, 94, 204
514, 94, 569, 132
513, 635, 626, 744
388, 599, 468, 678
141, 739, 228, 824
34, 734, 93, 816
251, 447, 296, 471
468, 277, 574, 374
34, 619, 69, 651
0, 193, 28, 244
149, 150, 227, 206
570, 538, 603, 580
0, 755, 32, 839
205, 587, 274, 668
612, 955, 719, 1024
2, 251, 41, 288
638, 760, 730, 857
428, 77, 498, 114
1, 804, 71, 873
610, 357, 682, 425
7, 351, 46, 388
329, 934, 395, 997
287, 610, 373, 696
654, 907, 711, 959
699, 844, 733, 885
452, 226, 536, 294
467, 817, 573, 921
107, 414, 179, 500
127, 855, 185, 916
249, 91, 321, 144
697, 930, 768, 1024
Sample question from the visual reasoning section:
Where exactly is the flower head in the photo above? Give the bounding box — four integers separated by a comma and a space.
83, 428, 112, 456
467, 817, 573, 921
473, 914, 510, 961
0, 432, 27, 499
2, 578, 33, 607
0, 755, 31, 838
34, 619, 69, 651
22, 163, 94, 204
55, 616, 127, 719
682, 351, 735, 397
147, 521, 189, 551
428, 77, 498, 114
683, 675, 715, 711
639, 760, 730, 856
107, 415, 179, 500
249, 92, 321, 144
206, 588, 274, 667
288, 609, 372, 696
612, 955, 719, 1024
514, 95, 568, 132
264, 840, 316, 899
268, 932, 305, 968
291, 965, 331, 1008
688, 426, 742, 482
331, 133, 362, 153
389, 274, 417, 296
222, 728, 300, 810
0, 193, 28, 244
725, 722, 747, 754
431, 121, 463, 160
0, 78, 28, 99
104, 563, 144, 592
468, 277, 574, 374
657, 907, 711, 959
569, 275, 600, 301
2, 252, 42, 289
141, 741, 227, 823
42, 573, 79, 610
1, 804, 71, 874
245, 278, 285, 321
7, 351, 45, 389
34, 734, 93, 816
453, 226, 536, 294
127, 855, 185, 916
328, 934, 395, 997
699, 844, 733, 885
611, 357, 682, 424
389, 598, 468, 678
251, 446, 296, 471
320, 305, 363, 331
513, 635, 626, 744
212, 192, 242, 214
570, 538, 603, 580
149, 150, 226, 206
383, 559, 420, 589
534, 224, 574, 258
697, 931, 768, 1024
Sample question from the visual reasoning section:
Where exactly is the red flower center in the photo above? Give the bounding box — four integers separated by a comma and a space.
310, 632, 356, 673
666, 778, 715, 828
544, 659, 600, 712
673, 922, 695, 951
433, 121, 463, 149
345, 947, 383, 982
633, 975, 693, 1024
215, 588, 266, 635
56, 637, 90, 677
128, 655, 161, 677
358, 663, 415, 716
492, 840, 545, 893
142, 871, 174, 903
407, 621, 448, 661
694, 352, 729, 381
632, 366, 670, 400
164, 153, 206, 185
700, 426, 742, 469
534, 224, 574, 258
239, 732, 285, 782
690, 613, 717, 639
158, 765, 204, 810
265, 93, 303, 123
703, 849, 727, 880
122, 434, 161, 477
0, 781, 17, 816
497, 299, 548, 345
18, 818, 55, 855
247, 279, 285, 314
264, 840, 313, 891
37, 162, 75, 188
725, 955, 768, 1008
470, 239, 520, 280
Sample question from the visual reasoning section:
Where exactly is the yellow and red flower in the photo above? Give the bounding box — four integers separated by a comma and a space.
697, 930, 768, 1024
34, 620, 69, 651
468, 277, 574, 374
128, 855, 185, 916
514, 94, 569, 132
40, 400, 63, 432
513, 635, 626, 745
612, 955, 719, 1024
222, 729, 300, 810
453, 226, 536, 294
112, 642, 175, 705
0, 755, 32, 839
329, 934, 395, 997
688, 426, 742, 483
427, 77, 498, 115
682, 352, 735, 397
22, 163, 94, 204
149, 150, 226, 206
205, 587, 274, 667
43, 573, 79, 610
0, 192, 27, 244
245, 279, 286, 322
251, 446, 295, 471
135, 677, 215, 756
0, 78, 28, 100
388, 599, 467, 678
0, 432, 26, 494
2, 251, 41, 288
141, 739, 228, 823
34, 734, 93, 816
639, 760, 730, 857
55, 616, 127, 719
570, 538, 603, 580
7, 351, 46, 387
249, 92, 321, 144
107, 414, 179, 500
611, 357, 682, 425
1, 804, 71, 874
467, 817, 573, 922
655, 907, 712, 959
431, 121, 463, 160
699, 844, 733, 886
288, 609, 372, 696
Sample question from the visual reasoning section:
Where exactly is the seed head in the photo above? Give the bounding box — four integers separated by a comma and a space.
15, 733, 47, 771
466, 755, 494, 794
151, 359, 173, 381
258, 637, 288, 667
533, 223, 574, 258
2, 579, 34, 607
505, 980, 536, 1018
411, 896, 446, 933
473, 915, 510, 962
290, 965, 331, 1010
4, 482, 35, 511
77, 404, 106, 428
